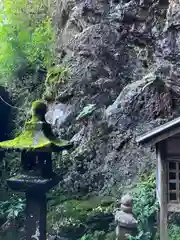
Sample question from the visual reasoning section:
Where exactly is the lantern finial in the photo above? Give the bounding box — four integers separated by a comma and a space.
31, 100, 47, 121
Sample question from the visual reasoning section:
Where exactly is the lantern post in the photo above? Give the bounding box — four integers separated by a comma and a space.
0, 100, 73, 240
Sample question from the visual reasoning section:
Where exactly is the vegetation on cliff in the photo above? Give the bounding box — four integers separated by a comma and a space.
0, 0, 57, 237
0, 0, 55, 84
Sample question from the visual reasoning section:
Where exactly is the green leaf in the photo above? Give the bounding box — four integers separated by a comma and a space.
76, 104, 96, 121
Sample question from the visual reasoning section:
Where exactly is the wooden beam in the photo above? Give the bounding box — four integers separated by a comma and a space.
136, 126, 180, 146
156, 141, 168, 240
168, 203, 180, 212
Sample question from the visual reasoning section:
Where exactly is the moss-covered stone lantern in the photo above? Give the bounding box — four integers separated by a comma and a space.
0, 100, 73, 240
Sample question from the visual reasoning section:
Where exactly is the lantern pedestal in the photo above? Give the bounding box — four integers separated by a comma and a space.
7, 173, 60, 193
7, 174, 61, 240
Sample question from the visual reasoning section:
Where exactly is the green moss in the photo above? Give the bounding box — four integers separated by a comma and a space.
45, 65, 70, 85
0, 100, 71, 151
47, 196, 114, 236
31, 100, 47, 121
43, 65, 70, 102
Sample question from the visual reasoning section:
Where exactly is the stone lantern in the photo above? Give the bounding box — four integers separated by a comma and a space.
0, 100, 73, 240
115, 194, 138, 240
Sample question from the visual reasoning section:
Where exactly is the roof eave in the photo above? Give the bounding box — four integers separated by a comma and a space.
136, 121, 180, 146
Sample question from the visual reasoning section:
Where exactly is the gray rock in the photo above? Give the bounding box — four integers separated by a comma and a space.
165, 0, 180, 30
46, 103, 73, 127
46, 0, 180, 235
48, 0, 176, 199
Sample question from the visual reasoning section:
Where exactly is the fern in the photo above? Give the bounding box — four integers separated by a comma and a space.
0, 197, 25, 220
127, 173, 159, 240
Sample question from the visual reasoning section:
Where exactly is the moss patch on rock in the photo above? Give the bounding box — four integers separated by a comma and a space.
47, 196, 114, 239
43, 65, 71, 102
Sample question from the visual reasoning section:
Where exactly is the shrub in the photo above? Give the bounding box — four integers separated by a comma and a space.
168, 224, 180, 240
80, 231, 115, 240
80, 231, 105, 240
0, 196, 25, 221
127, 172, 159, 240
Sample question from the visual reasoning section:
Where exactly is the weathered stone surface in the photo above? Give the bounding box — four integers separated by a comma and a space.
165, 0, 180, 30
46, 103, 73, 127
49, 0, 180, 201
36, 4, 180, 240
115, 210, 137, 228
115, 194, 137, 239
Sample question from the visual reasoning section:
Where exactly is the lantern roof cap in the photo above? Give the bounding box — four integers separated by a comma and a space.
0, 100, 73, 152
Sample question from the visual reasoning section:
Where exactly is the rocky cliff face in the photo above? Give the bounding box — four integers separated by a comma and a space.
46, 0, 180, 197
2, 1, 180, 239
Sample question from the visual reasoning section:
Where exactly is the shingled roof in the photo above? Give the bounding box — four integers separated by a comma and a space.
136, 117, 180, 145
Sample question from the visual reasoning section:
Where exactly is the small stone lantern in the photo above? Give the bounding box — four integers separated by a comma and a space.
0, 100, 73, 240
115, 194, 138, 240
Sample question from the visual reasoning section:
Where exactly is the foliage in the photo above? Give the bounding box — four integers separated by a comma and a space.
104, 231, 116, 240
168, 224, 180, 240
127, 231, 151, 240
47, 196, 114, 237
0, 197, 25, 221
126, 174, 180, 240
127, 172, 159, 240
0, 0, 55, 84
80, 230, 115, 240
25, 17, 55, 69
80, 231, 105, 240
76, 104, 96, 121
47, 170, 180, 240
